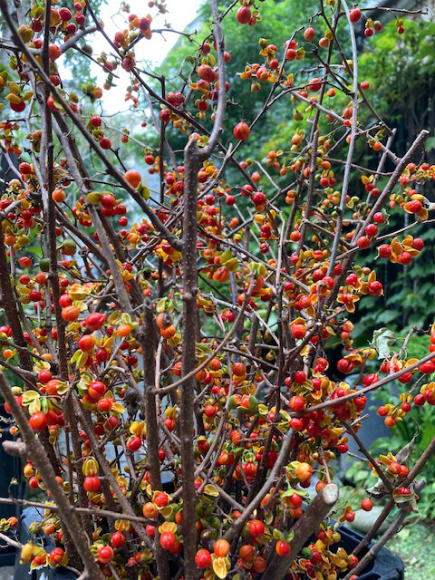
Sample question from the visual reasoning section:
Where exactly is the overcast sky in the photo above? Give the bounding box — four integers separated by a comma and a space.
99, 0, 203, 64
82, 0, 204, 111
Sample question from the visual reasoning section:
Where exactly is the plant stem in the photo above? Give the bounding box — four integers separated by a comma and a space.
262, 484, 339, 580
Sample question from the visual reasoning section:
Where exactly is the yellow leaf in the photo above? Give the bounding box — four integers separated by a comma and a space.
72, 300, 87, 313
300, 345, 310, 358
20, 543, 35, 563
119, 313, 132, 325
99, 336, 114, 349
418, 208, 429, 221
8, 82, 19, 94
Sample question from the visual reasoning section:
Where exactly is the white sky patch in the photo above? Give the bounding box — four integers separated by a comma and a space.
61, 0, 203, 113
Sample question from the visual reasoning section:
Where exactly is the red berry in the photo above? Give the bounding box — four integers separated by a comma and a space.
99, 137, 112, 150
49, 547, 65, 564
414, 394, 425, 406
294, 371, 307, 384
368, 281, 383, 296
378, 244, 392, 259
236, 5, 251, 24
85, 312, 105, 331
38, 370, 53, 384
84, 475, 101, 492
289, 396, 305, 413
365, 224, 378, 238
289, 493, 303, 508
110, 531, 126, 549
195, 549, 212, 570
275, 540, 291, 557
29, 412, 47, 431
361, 498, 373, 512
373, 212, 385, 223
198, 65, 215, 83
304, 27, 315, 41
308, 77, 322, 92
408, 200, 422, 214
160, 531, 176, 552
358, 236, 371, 249
98, 546, 114, 564
127, 435, 142, 452
248, 519, 265, 538
349, 8, 361, 22
233, 121, 250, 141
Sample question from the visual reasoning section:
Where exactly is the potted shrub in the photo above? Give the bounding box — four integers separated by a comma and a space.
0, 1, 433, 579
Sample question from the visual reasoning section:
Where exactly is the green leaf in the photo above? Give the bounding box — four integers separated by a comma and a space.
376, 311, 398, 325
369, 327, 397, 359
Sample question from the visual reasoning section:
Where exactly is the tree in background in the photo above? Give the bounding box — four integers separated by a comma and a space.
159, 3, 435, 343
0, 1, 434, 580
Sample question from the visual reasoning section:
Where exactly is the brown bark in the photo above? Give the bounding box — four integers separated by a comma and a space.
262, 484, 339, 580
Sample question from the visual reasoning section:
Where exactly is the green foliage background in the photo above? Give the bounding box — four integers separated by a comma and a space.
158, 4, 435, 345
157, 3, 435, 525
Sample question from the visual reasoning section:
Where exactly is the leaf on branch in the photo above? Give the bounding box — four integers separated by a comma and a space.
369, 327, 397, 359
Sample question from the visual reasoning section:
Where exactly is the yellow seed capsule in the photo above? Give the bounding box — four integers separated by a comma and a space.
82, 457, 99, 477
20, 543, 35, 563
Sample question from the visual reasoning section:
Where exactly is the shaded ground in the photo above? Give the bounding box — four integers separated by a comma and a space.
339, 485, 435, 579
388, 521, 435, 580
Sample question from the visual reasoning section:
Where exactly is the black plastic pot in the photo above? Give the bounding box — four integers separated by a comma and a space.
0, 403, 24, 567
338, 527, 404, 580
9, 508, 404, 580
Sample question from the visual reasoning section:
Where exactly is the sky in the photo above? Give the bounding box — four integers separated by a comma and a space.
99, 0, 204, 62
85, 0, 204, 111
